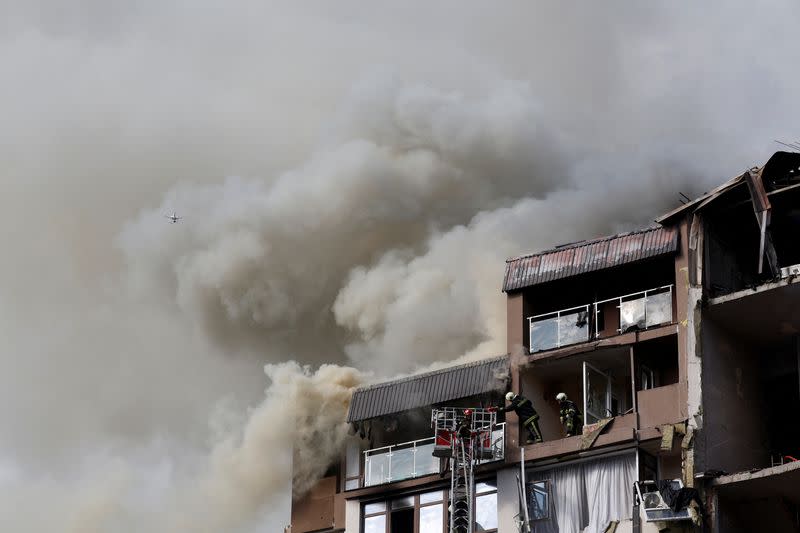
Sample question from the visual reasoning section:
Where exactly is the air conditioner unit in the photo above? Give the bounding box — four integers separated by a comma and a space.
780, 264, 800, 278
635, 480, 692, 523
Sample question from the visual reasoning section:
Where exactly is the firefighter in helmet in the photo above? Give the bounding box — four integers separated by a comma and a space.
557, 392, 583, 437
496, 391, 543, 444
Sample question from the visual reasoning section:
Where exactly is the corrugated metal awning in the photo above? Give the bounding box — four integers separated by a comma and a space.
346, 356, 509, 422
503, 226, 679, 292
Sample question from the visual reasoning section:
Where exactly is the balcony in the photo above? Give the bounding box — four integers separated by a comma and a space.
528, 305, 590, 353
528, 285, 673, 354
362, 423, 505, 488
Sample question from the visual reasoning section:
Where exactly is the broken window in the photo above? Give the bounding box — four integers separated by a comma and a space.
527, 480, 550, 520
529, 306, 590, 353
584, 362, 612, 424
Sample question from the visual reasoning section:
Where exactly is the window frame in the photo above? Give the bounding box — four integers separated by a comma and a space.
474, 480, 499, 533
361, 489, 448, 533
526, 479, 551, 521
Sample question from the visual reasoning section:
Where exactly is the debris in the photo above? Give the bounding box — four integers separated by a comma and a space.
581, 417, 614, 450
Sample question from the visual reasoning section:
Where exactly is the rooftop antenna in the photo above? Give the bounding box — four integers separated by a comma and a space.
774, 139, 800, 152
678, 192, 691, 204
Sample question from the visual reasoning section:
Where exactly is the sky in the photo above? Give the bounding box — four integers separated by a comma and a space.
1, 1, 799, 531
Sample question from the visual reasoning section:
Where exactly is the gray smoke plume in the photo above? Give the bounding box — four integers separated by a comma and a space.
1, 1, 800, 531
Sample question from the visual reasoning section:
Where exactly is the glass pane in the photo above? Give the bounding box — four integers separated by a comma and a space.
420, 490, 443, 504
345, 478, 360, 490
364, 514, 386, 533
390, 446, 415, 482
645, 291, 672, 327
391, 496, 414, 509
620, 298, 646, 332
530, 317, 558, 352
364, 502, 386, 515
528, 481, 549, 520
557, 310, 590, 346
346, 440, 360, 478
475, 493, 498, 530
414, 441, 440, 477
419, 504, 444, 533
475, 480, 497, 494
364, 450, 390, 487
585, 364, 609, 423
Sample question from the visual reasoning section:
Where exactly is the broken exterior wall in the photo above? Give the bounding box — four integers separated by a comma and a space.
699, 317, 769, 474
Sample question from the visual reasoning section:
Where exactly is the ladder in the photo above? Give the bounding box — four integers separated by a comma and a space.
431, 407, 497, 533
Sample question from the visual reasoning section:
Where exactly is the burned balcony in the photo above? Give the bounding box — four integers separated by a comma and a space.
594, 285, 673, 338
527, 285, 674, 354
528, 305, 590, 352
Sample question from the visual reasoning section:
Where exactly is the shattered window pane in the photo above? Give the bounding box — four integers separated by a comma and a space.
558, 310, 589, 346
620, 298, 646, 332
531, 310, 589, 353
527, 480, 549, 520
645, 291, 672, 327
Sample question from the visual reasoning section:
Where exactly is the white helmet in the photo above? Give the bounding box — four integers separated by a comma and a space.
556, 392, 567, 402
505, 392, 516, 402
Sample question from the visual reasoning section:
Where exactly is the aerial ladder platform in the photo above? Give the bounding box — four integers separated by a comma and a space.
431, 407, 497, 533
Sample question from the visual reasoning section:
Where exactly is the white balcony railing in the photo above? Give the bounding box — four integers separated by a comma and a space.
594, 285, 673, 338
362, 423, 505, 487
528, 305, 591, 353
527, 285, 674, 354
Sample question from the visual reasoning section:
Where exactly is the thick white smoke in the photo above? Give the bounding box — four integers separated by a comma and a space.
2, 1, 800, 531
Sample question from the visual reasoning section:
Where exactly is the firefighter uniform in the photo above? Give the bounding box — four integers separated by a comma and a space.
558, 397, 583, 437
498, 393, 543, 444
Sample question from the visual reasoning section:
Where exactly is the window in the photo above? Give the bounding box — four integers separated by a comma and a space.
641, 365, 657, 390
361, 490, 446, 533
475, 481, 498, 531
419, 490, 444, 533
346, 439, 361, 490
527, 480, 550, 520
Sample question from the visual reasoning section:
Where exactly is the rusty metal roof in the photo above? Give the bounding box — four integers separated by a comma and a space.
346, 355, 509, 423
503, 226, 679, 292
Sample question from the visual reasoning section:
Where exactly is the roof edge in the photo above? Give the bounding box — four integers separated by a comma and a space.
351, 354, 509, 394
505, 225, 665, 264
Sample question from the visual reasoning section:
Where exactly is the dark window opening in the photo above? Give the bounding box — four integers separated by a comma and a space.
389, 508, 414, 532
634, 336, 679, 391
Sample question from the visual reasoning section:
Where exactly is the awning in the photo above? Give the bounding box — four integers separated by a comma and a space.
346, 356, 509, 422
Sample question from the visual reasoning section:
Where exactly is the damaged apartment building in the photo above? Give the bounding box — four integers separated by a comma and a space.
287, 151, 800, 533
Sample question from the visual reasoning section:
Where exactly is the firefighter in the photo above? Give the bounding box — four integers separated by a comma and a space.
457, 409, 473, 440
496, 392, 543, 444
557, 392, 583, 436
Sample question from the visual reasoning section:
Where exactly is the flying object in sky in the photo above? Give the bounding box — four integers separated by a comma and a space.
164, 211, 183, 223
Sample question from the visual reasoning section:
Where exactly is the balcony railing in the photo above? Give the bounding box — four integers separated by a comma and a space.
362, 423, 505, 487
594, 285, 673, 338
528, 285, 674, 354
528, 305, 590, 353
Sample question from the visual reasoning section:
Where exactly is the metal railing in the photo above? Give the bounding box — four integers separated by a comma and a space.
362, 423, 506, 487
477, 422, 506, 465
528, 304, 590, 353
527, 285, 674, 353
594, 285, 673, 338
363, 436, 439, 487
